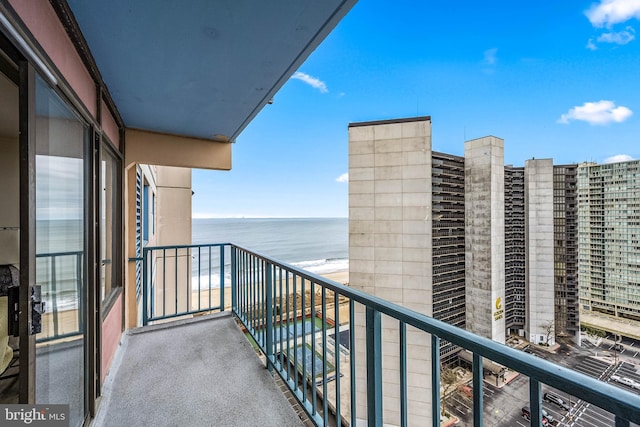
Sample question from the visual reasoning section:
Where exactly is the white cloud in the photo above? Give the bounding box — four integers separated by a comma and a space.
558, 100, 633, 125
604, 154, 635, 163
291, 72, 328, 93
597, 26, 636, 44
336, 173, 348, 183
586, 0, 640, 28
483, 48, 498, 65
586, 38, 598, 50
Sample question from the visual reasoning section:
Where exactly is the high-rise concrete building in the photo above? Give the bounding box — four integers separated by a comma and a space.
504, 166, 526, 335
578, 160, 640, 323
503, 163, 580, 343
553, 165, 579, 340
349, 116, 435, 426
432, 151, 466, 363
464, 136, 506, 344
524, 159, 555, 345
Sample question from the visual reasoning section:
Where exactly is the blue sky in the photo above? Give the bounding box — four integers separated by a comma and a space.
193, 0, 640, 219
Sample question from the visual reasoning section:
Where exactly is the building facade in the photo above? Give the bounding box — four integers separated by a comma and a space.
504, 166, 526, 335
431, 151, 466, 363
523, 159, 555, 346
349, 117, 435, 426
348, 118, 585, 356
464, 136, 506, 344
553, 165, 579, 340
578, 160, 640, 323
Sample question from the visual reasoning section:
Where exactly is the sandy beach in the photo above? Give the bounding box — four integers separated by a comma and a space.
191, 269, 350, 322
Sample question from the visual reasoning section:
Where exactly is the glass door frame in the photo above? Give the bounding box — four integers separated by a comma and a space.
0, 30, 98, 424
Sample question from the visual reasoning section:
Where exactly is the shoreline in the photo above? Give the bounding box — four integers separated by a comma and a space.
191, 269, 349, 312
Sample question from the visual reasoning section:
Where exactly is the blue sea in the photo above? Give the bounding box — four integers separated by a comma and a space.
192, 218, 348, 279
33, 218, 348, 308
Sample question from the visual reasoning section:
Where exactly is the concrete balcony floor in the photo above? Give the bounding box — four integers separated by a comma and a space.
93, 312, 304, 427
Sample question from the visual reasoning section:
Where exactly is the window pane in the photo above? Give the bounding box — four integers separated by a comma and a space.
101, 146, 119, 303
34, 73, 87, 427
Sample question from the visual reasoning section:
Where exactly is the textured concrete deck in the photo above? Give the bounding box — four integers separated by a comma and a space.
92, 312, 303, 427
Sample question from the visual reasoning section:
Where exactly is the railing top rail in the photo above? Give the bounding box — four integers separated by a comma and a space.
36, 250, 84, 257
230, 242, 640, 423
143, 243, 231, 252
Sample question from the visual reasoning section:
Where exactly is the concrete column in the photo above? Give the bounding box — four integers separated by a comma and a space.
349, 117, 433, 427
524, 159, 555, 345
155, 166, 193, 315
464, 136, 505, 344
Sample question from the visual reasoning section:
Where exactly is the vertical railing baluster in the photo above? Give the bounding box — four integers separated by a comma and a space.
530, 378, 541, 427
150, 249, 154, 319
174, 247, 178, 315
208, 246, 212, 310
162, 248, 166, 318
198, 246, 201, 312
262, 260, 266, 348
51, 255, 59, 337
366, 307, 382, 427
255, 257, 260, 345
400, 321, 407, 427
186, 247, 190, 313
432, 335, 441, 427
241, 250, 246, 319
286, 270, 291, 381
334, 291, 341, 427
322, 286, 328, 426
301, 278, 307, 404
142, 248, 148, 325
76, 252, 83, 333
266, 262, 273, 373
293, 274, 298, 391
239, 251, 244, 320
251, 256, 255, 340
279, 267, 284, 370
311, 281, 317, 415
472, 353, 483, 427
350, 299, 356, 427
220, 245, 225, 311
231, 246, 237, 314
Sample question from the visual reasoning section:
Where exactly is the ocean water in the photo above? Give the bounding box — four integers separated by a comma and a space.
32, 218, 348, 307
192, 218, 348, 281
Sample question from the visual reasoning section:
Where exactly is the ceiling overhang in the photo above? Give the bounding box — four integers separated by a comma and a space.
66, 0, 357, 142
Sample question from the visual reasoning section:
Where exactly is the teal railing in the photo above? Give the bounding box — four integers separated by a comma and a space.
35, 250, 84, 343
141, 243, 640, 427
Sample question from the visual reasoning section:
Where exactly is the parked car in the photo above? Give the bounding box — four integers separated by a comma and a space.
521, 407, 550, 425
611, 375, 640, 389
544, 392, 570, 411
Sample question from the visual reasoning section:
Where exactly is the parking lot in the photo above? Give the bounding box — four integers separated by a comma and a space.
444, 337, 640, 427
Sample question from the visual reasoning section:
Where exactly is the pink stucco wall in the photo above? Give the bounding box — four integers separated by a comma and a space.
101, 293, 123, 383
8, 0, 97, 118
101, 100, 120, 150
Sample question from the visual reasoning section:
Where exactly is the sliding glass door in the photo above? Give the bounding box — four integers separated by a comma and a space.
34, 74, 89, 427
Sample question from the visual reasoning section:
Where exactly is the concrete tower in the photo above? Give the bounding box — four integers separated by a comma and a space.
524, 159, 555, 345
348, 116, 434, 426
464, 136, 505, 344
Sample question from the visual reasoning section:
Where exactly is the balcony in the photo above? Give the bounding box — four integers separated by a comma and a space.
94, 243, 640, 426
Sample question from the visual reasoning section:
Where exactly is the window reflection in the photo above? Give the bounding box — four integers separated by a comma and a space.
101, 146, 120, 303
34, 74, 87, 427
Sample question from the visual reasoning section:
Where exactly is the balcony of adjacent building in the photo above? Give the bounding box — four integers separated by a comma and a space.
84, 243, 640, 426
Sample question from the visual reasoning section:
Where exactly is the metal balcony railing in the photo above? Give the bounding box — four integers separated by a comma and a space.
35, 250, 84, 343
141, 243, 640, 427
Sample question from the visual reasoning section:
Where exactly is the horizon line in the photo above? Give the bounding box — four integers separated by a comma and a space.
192, 215, 348, 220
